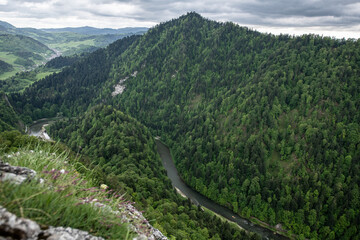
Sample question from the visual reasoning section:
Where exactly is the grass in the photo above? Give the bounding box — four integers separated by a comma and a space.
36, 70, 59, 80
0, 144, 134, 239
0, 51, 53, 80
48, 39, 95, 55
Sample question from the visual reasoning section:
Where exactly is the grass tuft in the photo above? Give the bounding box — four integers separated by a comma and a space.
0, 144, 134, 240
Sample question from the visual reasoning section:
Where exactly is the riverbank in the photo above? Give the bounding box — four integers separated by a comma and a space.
156, 139, 289, 240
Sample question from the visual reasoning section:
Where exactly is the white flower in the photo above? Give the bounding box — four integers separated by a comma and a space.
100, 184, 109, 190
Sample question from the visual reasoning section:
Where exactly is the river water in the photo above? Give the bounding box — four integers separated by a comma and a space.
27, 119, 55, 140
156, 140, 289, 240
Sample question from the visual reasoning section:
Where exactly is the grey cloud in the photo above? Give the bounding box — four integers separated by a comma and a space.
0, 0, 359, 37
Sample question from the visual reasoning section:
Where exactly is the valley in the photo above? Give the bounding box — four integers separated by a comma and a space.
0, 12, 359, 240
0, 20, 147, 81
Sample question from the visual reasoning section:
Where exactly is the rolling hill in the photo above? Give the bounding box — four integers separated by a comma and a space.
0, 20, 148, 80
0, 34, 55, 79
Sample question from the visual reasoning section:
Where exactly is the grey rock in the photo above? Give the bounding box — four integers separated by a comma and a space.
0, 161, 36, 184
0, 206, 104, 240
152, 229, 168, 240
0, 206, 40, 240
43, 227, 104, 240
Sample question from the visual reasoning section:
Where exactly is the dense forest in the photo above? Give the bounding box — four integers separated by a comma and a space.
49, 105, 256, 240
0, 60, 13, 74
4, 12, 360, 239
0, 93, 22, 132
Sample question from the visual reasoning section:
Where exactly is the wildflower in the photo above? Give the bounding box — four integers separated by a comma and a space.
100, 184, 109, 190
65, 193, 73, 197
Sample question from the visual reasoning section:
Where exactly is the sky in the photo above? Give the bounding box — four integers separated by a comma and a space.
0, 0, 359, 39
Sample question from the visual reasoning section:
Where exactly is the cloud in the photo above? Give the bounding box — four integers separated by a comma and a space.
0, 0, 359, 38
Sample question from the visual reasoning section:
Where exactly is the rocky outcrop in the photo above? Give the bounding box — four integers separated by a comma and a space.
0, 206, 104, 240
0, 160, 167, 240
0, 160, 37, 184
120, 204, 167, 240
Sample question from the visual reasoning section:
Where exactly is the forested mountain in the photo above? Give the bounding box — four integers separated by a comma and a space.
48, 105, 254, 239
6, 12, 360, 239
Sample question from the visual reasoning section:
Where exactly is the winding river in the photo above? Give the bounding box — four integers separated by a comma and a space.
156, 140, 289, 240
29, 120, 288, 239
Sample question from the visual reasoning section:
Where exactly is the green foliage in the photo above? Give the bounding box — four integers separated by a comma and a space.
0, 66, 64, 93
0, 59, 13, 74
110, 13, 360, 239
0, 34, 52, 54
9, 34, 140, 122
49, 105, 255, 239
0, 142, 132, 239
0, 94, 22, 132
0, 34, 54, 79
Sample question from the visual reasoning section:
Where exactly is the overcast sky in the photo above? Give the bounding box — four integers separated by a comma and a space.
1, 0, 359, 39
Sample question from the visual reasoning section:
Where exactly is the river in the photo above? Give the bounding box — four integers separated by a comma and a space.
27, 118, 56, 140
156, 140, 289, 240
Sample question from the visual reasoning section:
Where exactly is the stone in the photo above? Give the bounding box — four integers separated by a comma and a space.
0, 206, 40, 240
43, 227, 104, 240
0, 161, 37, 184
0, 206, 104, 240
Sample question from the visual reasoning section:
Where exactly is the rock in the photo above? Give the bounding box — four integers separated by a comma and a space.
0, 161, 37, 184
275, 223, 283, 231
0, 161, 168, 240
152, 228, 168, 240
42, 227, 104, 240
0, 206, 40, 240
0, 206, 104, 240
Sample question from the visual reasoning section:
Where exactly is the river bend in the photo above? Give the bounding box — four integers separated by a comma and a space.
156, 140, 288, 240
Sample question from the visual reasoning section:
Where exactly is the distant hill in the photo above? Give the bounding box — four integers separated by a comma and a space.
0, 20, 15, 29
0, 20, 148, 80
42, 26, 148, 35
0, 34, 54, 79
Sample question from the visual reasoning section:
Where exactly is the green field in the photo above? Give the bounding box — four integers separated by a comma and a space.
48, 39, 95, 56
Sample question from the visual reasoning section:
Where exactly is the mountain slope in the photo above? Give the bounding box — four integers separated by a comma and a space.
0, 93, 23, 132
0, 20, 148, 80
0, 34, 55, 79
112, 14, 360, 239
7, 12, 360, 239
48, 104, 254, 239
